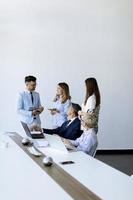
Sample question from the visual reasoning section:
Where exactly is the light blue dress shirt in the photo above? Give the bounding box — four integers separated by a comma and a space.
17, 90, 42, 125
52, 98, 71, 128
70, 128, 98, 156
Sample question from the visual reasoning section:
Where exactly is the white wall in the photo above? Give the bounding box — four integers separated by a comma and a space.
0, 0, 133, 149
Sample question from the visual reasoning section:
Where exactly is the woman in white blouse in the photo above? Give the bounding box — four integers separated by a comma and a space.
64, 113, 98, 156
79, 77, 101, 133
48, 82, 71, 128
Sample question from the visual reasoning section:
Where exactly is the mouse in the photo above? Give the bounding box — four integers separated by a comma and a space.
43, 156, 53, 166
22, 137, 31, 145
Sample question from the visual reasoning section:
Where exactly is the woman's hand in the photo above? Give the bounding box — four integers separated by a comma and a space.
62, 138, 71, 146
78, 110, 84, 118
48, 108, 60, 115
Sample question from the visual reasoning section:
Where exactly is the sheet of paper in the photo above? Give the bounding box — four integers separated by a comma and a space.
34, 140, 49, 147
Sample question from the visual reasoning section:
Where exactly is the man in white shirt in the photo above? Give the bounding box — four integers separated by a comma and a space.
17, 75, 44, 127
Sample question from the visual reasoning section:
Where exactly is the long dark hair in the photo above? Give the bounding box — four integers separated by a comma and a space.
84, 77, 101, 107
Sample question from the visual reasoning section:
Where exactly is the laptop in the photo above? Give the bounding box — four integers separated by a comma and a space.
21, 121, 44, 139
44, 134, 69, 153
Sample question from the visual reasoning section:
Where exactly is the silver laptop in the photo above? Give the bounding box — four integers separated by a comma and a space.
21, 121, 44, 139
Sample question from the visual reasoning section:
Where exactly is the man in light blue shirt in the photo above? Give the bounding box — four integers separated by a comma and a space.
17, 75, 44, 127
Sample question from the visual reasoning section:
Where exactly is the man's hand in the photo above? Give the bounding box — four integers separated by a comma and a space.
36, 106, 44, 114
32, 110, 39, 116
32, 106, 44, 115
30, 124, 43, 132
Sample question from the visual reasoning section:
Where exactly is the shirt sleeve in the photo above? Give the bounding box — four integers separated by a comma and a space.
69, 135, 82, 147
37, 93, 41, 107
59, 99, 71, 117
86, 95, 96, 112
17, 93, 32, 117
77, 134, 93, 154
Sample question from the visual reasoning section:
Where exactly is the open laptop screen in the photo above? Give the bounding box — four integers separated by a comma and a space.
21, 121, 44, 139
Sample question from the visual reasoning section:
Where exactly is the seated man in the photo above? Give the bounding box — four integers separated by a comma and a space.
63, 113, 98, 156
43, 103, 82, 140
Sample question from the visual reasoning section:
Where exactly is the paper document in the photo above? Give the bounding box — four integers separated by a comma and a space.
34, 140, 49, 147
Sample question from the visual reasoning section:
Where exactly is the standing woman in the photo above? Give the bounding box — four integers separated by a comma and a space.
79, 77, 101, 133
49, 82, 71, 128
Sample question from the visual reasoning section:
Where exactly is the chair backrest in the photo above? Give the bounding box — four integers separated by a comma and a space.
92, 142, 98, 157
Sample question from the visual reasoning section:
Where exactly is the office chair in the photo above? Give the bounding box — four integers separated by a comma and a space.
92, 143, 98, 157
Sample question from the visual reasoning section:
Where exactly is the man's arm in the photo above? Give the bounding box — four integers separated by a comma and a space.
36, 93, 44, 114
17, 93, 32, 117
43, 127, 60, 135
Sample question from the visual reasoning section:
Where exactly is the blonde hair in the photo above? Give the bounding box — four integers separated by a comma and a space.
82, 113, 97, 128
53, 82, 71, 103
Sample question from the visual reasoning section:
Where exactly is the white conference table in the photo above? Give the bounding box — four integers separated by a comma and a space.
1, 132, 133, 200
43, 150, 133, 200
0, 134, 72, 200
38, 134, 133, 200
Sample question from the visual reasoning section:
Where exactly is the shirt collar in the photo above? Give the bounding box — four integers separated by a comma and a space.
84, 128, 94, 134
67, 117, 77, 123
25, 89, 34, 94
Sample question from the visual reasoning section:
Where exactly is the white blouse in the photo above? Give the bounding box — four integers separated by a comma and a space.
82, 94, 96, 113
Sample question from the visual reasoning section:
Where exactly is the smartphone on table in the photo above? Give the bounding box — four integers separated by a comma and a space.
59, 161, 75, 165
